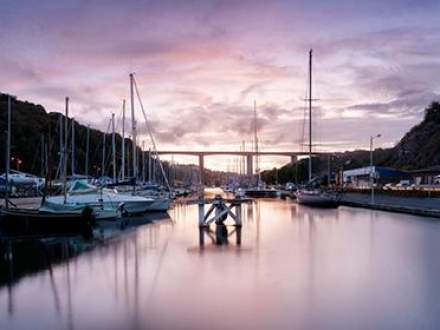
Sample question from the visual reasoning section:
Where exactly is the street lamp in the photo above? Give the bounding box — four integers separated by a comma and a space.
370, 134, 382, 204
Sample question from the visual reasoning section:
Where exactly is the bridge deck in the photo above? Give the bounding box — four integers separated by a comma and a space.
155, 151, 320, 156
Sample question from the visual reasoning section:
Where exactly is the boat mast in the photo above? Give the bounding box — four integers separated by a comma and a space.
63, 97, 69, 204
121, 99, 126, 180
142, 141, 145, 183
130, 73, 137, 180
112, 113, 116, 182
254, 100, 260, 186
85, 124, 90, 177
71, 117, 75, 176
148, 148, 152, 182
5, 95, 11, 209
102, 130, 106, 177
58, 114, 63, 178
41, 134, 45, 178
308, 49, 313, 182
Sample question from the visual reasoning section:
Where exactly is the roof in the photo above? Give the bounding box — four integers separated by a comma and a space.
343, 166, 410, 179
407, 166, 440, 174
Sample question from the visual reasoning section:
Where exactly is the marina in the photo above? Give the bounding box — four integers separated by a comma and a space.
1, 1, 440, 328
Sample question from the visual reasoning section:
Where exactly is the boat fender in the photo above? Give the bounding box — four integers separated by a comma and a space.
118, 203, 128, 217
81, 206, 96, 226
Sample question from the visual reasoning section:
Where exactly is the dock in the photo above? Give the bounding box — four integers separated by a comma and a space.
340, 192, 440, 219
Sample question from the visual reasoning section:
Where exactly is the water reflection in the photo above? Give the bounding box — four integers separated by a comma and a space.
198, 224, 242, 247
2, 200, 440, 329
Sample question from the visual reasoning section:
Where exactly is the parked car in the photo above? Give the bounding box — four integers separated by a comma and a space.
383, 183, 394, 190
285, 182, 297, 192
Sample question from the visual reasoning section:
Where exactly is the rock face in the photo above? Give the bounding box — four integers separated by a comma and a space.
386, 102, 440, 170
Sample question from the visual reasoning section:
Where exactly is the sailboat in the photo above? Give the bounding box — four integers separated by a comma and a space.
243, 101, 280, 198
0, 95, 95, 237
115, 73, 171, 212
42, 98, 156, 218
41, 179, 156, 217
295, 50, 339, 208
40, 98, 119, 220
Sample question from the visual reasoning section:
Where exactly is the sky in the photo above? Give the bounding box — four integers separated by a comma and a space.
1, 0, 440, 171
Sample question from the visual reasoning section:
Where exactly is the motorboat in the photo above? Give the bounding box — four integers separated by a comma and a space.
0, 170, 45, 187
295, 189, 339, 208
104, 181, 172, 212
244, 186, 281, 198
130, 194, 170, 212
41, 180, 156, 219
122, 183, 172, 212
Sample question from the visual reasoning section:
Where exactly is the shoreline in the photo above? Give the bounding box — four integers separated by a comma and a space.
340, 192, 440, 219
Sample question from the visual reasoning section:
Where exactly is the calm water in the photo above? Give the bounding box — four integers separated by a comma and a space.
1, 198, 440, 329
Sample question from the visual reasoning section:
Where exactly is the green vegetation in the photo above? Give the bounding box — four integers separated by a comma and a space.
0, 93, 239, 186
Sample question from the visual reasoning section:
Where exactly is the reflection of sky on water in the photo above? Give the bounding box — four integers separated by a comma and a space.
1, 200, 440, 329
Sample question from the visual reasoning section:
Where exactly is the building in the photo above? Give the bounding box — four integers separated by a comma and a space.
343, 166, 410, 188
407, 166, 440, 185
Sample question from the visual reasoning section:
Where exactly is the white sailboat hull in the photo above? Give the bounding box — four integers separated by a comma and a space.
119, 192, 171, 212
43, 192, 155, 218
40, 199, 119, 220
144, 198, 171, 212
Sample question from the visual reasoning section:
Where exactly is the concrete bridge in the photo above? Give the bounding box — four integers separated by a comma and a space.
156, 150, 316, 183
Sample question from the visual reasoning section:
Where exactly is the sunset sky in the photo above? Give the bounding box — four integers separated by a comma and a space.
1, 0, 440, 170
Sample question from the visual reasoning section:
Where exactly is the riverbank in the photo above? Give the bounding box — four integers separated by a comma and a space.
340, 192, 440, 218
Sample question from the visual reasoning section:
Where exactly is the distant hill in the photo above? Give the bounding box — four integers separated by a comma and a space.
262, 101, 440, 184
0, 93, 239, 185
2, 93, 439, 184
384, 101, 440, 170
0, 93, 124, 177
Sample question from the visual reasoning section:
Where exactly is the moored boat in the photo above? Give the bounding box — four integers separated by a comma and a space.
295, 189, 339, 208
244, 188, 280, 198
0, 206, 95, 237
42, 180, 156, 218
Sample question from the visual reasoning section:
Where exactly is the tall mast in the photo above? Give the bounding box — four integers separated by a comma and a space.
308, 49, 313, 182
41, 134, 45, 177
58, 114, 63, 179
130, 73, 137, 180
152, 155, 156, 183
112, 113, 116, 182
127, 135, 131, 178
102, 130, 106, 177
148, 148, 152, 182
71, 117, 75, 176
5, 95, 11, 208
142, 141, 145, 183
63, 97, 69, 204
85, 124, 90, 177
121, 99, 126, 180
254, 100, 260, 186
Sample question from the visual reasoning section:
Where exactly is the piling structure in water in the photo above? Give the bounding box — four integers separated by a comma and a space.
198, 195, 242, 227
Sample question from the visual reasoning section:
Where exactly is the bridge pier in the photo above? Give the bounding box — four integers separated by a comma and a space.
246, 154, 253, 176
199, 154, 204, 186
291, 155, 297, 164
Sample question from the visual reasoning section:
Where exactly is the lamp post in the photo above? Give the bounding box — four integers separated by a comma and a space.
370, 134, 382, 204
